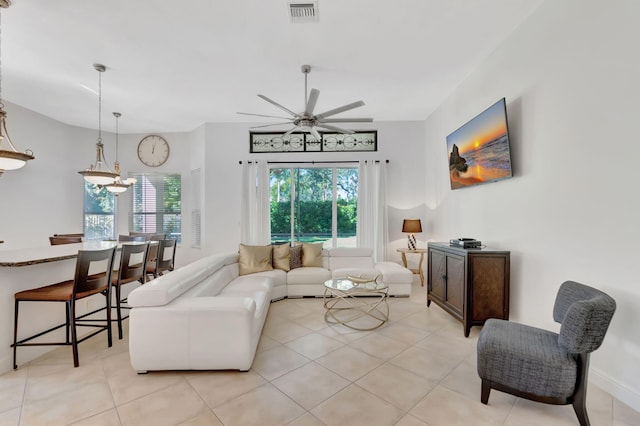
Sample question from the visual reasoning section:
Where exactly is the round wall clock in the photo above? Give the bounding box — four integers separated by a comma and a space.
137, 135, 170, 167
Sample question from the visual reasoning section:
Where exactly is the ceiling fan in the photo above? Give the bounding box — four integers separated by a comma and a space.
237, 64, 373, 141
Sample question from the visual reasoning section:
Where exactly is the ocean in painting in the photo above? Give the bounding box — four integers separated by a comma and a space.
461, 135, 511, 171
449, 134, 512, 189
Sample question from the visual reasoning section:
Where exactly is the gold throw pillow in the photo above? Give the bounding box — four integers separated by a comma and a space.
302, 243, 323, 267
238, 244, 273, 276
272, 244, 291, 272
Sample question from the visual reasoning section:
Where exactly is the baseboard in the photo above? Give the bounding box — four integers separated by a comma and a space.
590, 367, 640, 412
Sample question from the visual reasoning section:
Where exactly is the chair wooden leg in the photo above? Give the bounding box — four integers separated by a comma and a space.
69, 301, 79, 367
12, 300, 19, 370
572, 353, 591, 426
481, 379, 491, 404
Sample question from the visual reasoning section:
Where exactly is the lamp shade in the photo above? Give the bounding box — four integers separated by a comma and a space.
402, 219, 422, 233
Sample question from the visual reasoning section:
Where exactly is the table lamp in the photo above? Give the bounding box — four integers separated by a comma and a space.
402, 219, 422, 250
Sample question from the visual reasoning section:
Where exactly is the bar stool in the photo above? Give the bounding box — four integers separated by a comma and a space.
146, 238, 177, 280
112, 242, 149, 339
12, 247, 116, 368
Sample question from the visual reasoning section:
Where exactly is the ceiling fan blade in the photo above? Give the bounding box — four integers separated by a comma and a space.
318, 117, 373, 123
257, 94, 299, 117
310, 127, 322, 141
237, 112, 295, 120
315, 101, 365, 120
316, 123, 355, 134
249, 122, 294, 129
305, 88, 320, 116
283, 126, 300, 137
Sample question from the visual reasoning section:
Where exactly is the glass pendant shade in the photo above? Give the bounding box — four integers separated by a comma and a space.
79, 140, 118, 185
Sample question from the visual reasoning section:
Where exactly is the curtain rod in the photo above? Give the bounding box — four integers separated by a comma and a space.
238, 160, 389, 165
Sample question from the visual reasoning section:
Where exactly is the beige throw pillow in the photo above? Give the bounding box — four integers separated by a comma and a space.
272, 244, 291, 272
302, 243, 323, 267
238, 244, 273, 276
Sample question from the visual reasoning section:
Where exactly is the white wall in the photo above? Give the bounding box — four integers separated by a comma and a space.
0, 102, 83, 248
202, 121, 427, 262
424, 0, 640, 410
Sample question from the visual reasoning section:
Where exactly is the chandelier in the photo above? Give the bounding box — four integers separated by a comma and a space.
78, 64, 119, 185
0, 1, 34, 176
105, 112, 136, 195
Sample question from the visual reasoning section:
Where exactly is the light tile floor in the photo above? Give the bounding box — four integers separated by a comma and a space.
1, 282, 639, 425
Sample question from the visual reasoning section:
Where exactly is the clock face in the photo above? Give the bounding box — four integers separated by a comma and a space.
137, 135, 170, 167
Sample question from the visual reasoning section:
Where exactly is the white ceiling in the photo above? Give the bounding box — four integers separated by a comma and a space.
1, 0, 543, 134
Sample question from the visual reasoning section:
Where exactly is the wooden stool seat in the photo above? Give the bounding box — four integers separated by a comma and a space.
15, 280, 106, 302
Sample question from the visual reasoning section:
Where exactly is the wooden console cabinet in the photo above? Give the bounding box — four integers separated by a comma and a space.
427, 242, 510, 337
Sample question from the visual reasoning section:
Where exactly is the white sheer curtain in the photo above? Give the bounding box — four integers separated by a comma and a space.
240, 161, 271, 245
357, 160, 388, 261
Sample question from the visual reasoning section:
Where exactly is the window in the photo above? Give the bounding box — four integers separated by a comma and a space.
270, 166, 358, 248
129, 172, 182, 242
83, 182, 116, 240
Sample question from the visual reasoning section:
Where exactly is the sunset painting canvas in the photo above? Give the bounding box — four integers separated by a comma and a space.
446, 98, 513, 190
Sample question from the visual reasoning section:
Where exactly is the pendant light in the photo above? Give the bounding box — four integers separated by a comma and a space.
0, 1, 34, 176
105, 112, 136, 195
78, 64, 118, 185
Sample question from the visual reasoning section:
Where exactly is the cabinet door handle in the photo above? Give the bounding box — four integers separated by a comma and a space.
441, 274, 447, 281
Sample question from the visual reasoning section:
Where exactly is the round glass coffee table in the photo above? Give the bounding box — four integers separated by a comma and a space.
323, 278, 389, 331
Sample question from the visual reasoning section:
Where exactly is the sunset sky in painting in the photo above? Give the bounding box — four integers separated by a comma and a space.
446, 99, 508, 155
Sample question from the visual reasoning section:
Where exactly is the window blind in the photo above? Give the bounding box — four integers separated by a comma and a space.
129, 172, 182, 242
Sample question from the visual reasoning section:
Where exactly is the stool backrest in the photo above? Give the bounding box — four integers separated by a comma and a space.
73, 247, 116, 297
156, 239, 177, 274
118, 243, 150, 284
50, 236, 82, 245
118, 234, 146, 242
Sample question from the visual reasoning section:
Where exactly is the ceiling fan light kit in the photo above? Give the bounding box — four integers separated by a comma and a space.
238, 64, 373, 143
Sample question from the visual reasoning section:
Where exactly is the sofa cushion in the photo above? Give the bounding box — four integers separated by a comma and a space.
331, 267, 379, 281
128, 254, 224, 307
302, 243, 323, 267
219, 277, 273, 320
182, 265, 236, 298
272, 244, 290, 272
287, 266, 331, 285
238, 244, 273, 276
237, 269, 287, 287
289, 245, 303, 270
375, 261, 414, 284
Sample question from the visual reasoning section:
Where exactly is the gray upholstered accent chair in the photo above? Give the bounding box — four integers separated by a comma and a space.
477, 281, 616, 426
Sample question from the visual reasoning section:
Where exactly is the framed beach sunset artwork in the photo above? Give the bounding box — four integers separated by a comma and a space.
446, 98, 513, 190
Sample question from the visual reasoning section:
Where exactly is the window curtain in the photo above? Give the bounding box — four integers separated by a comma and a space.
241, 161, 271, 245
357, 160, 388, 261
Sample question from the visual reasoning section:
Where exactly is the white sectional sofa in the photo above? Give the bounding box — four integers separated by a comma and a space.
249, 247, 413, 298
126, 247, 413, 372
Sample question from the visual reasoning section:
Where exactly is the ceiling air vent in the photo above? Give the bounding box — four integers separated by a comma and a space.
288, 2, 319, 23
